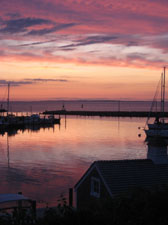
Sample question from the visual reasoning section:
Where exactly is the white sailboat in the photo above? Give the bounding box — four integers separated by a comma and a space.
145, 67, 168, 138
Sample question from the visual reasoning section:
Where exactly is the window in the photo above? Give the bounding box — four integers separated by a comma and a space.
90, 177, 100, 198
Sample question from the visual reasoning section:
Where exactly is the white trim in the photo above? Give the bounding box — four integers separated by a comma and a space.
74, 164, 96, 191
74, 162, 113, 197
95, 165, 113, 197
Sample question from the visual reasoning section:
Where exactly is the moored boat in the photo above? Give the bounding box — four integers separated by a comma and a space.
145, 67, 168, 138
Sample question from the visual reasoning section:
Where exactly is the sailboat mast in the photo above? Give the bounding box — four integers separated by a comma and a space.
161, 72, 163, 113
161, 67, 166, 122
7, 83, 10, 116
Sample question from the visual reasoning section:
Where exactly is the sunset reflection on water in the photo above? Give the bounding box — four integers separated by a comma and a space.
0, 116, 147, 207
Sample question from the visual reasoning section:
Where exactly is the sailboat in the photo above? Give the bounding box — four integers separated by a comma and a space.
145, 67, 168, 138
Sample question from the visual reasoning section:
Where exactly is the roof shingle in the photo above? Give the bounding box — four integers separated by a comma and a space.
94, 159, 168, 196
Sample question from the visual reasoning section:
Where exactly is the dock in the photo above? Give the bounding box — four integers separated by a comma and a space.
43, 110, 168, 118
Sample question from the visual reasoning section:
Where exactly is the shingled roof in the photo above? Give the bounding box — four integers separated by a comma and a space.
74, 159, 168, 197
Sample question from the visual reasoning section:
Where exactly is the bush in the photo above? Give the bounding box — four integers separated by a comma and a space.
1, 188, 168, 225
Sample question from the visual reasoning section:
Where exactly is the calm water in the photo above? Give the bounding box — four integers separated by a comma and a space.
0, 116, 148, 207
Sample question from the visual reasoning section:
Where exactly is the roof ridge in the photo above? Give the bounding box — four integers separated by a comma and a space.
95, 159, 152, 163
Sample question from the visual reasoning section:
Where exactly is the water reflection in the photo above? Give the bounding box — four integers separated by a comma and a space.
0, 117, 166, 208
7, 134, 10, 168
0, 124, 55, 137
0, 117, 148, 207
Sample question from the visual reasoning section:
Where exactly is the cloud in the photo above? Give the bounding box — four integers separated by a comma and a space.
0, 0, 168, 69
25, 78, 68, 82
0, 78, 68, 87
0, 80, 32, 86
1, 0, 168, 36
18, 39, 58, 47
5, 12, 21, 19
0, 16, 76, 37
27, 23, 76, 36
60, 35, 118, 50
0, 17, 52, 34
0, 50, 5, 56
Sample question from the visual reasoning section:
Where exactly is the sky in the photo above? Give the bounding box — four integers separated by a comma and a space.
0, 0, 168, 101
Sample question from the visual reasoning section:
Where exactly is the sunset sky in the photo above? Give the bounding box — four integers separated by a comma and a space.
0, 0, 168, 101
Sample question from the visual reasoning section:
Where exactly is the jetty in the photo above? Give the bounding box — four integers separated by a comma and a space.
42, 110, 168, 118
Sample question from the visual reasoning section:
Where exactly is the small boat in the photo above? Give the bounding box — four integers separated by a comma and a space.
0, 193, 36, 220
145, 67, 168, 137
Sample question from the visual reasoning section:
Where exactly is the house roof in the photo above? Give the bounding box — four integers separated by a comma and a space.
74, 159, 168, 196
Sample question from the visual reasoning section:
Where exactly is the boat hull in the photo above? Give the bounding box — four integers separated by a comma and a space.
145, 129, 168, 138
148, 123, 168, 130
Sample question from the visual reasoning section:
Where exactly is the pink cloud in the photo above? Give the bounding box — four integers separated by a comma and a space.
1, 0, 168, 34
0, 0, 168, 69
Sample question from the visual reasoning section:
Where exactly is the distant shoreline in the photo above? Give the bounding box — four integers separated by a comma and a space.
0, 100, 159, 103
43, 110, 166, 118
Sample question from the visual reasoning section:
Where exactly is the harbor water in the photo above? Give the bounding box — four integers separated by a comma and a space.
0, 112, 148, 207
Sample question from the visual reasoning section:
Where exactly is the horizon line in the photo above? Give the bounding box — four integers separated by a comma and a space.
0, 99, 162, 102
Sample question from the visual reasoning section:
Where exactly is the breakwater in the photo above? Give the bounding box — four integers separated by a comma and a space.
43, 110, 168, 118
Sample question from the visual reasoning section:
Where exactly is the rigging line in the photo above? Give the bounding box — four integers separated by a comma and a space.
145, 75, 161, 129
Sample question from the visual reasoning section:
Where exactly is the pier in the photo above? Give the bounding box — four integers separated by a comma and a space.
43, 110, 168, 118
